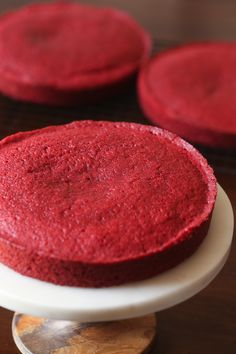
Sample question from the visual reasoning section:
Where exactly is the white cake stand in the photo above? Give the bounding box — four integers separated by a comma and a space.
0, 185, 234, 354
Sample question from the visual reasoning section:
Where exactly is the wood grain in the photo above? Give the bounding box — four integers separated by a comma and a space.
12, 314, 156, 354
15, 316, 45, 337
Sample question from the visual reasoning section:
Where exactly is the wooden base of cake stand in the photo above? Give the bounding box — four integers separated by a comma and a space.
0, 185, 233, 354
12, 313, 157, 354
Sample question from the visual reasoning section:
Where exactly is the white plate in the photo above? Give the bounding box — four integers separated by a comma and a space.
0, 184, 234, 322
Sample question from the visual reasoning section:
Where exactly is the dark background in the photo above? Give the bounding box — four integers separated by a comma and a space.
2, 0, 236, 41
0, 1, 235, 353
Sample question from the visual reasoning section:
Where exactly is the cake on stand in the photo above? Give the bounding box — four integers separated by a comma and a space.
0, 185, 234, 354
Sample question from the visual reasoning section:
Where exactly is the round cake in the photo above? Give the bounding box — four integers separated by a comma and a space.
0, 2, 151, 105
0, 121, 216, 287
138, 42, 236, 149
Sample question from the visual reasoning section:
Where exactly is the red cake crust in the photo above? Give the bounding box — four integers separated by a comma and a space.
138, 42, 236, 149
0, 121, 216, 287
0, 2, 151, 105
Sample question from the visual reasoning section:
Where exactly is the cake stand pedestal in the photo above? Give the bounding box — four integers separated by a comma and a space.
12, 313, 157, 354
0, 185, 234, 354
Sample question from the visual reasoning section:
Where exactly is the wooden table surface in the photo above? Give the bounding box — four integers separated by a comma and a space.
0, 1, 235, 353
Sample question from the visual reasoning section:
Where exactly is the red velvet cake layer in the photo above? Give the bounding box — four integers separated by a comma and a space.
0, 121, 216, 287
0, 2, 151, 105
138, 42, 236, 148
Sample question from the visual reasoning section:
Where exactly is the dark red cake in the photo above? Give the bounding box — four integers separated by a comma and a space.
0, 121, 216, 287
0, 2, 151, 105
138, 42, 236, 148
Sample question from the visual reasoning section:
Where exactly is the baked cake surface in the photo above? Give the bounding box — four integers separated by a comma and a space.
0, 121, 216, 287
0, 2, 151, 105
138, 42, 236, 148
